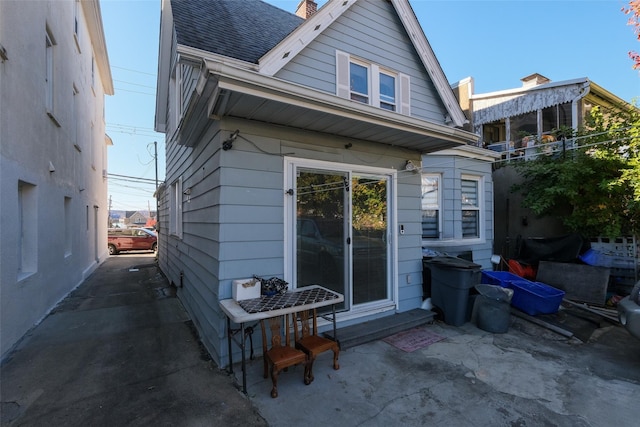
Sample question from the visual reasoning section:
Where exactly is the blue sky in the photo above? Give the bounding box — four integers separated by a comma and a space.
101, 0, 639, 211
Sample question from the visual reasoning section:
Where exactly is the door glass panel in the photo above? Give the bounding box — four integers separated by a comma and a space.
296, 169, 348, 310
352, 176, 388, 304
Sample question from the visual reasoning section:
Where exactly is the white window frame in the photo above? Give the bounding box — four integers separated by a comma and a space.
64, 196, 72, 257
91, 56, 96, 94
18, 181, 38, 280
73, 0, 81, 52
349, 59, 370, 104
336, 51, 410, 114
461, 175, 482, 240
45, 29, 55, 115
378, 69, 397, 112
169, 177, 183, 238
283, 157, 399, 317
421, 174, 441, 239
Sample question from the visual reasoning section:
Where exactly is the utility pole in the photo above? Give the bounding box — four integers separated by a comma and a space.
154, 141, 159, 229
108, 195, 112, 228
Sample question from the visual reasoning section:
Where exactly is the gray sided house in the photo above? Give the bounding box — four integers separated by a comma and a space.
154, 0, 493, 367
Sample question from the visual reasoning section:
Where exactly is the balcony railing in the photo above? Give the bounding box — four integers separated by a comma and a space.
486, 135, 577, 162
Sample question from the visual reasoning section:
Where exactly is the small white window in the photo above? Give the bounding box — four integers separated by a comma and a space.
421, 174, 440, 239
91, 56, 95, 92
461, 176, 481, 238
73, 0, 81, 52
18, 181, 38, 278
170, 177, 183, 238
45, 29, 55, 114
379, 71, 396, 111
64, 196, 72, 256
349, 61, 369, 104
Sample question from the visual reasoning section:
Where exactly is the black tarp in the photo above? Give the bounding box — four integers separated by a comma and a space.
515, 234, 585, 265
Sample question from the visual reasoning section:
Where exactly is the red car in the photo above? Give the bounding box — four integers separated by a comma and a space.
108, 228, 157, 255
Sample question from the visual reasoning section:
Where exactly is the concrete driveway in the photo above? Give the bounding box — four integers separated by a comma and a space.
2, 254, 639, 426
1, 254, 265, 426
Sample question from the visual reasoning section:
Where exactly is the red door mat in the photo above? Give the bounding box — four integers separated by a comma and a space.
383, 327, 445, 352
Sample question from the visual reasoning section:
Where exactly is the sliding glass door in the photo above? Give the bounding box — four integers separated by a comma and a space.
292, 163, 391, 311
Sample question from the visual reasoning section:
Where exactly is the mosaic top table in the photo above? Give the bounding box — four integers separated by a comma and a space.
219, 285, 344, 394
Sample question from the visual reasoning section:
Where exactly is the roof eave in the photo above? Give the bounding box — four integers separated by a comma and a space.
82, 0, 113, 95
205, 61, 478, 149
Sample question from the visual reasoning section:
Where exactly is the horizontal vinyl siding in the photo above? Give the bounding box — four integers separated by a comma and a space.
395, 168, 423, 311
275, 0, 447, 123
162, 118, 429, 366
161, 121, 227, 365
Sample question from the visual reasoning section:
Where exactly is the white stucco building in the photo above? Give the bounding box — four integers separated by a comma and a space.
0, 0, 113, 359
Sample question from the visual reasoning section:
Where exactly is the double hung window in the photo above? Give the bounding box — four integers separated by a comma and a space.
349, 62, 369, 104
461, 176, 480, 238
170, 177, 183, 238
421, 172, 484, 243
337, 51, 408, 114
45, 29, 55, 115
379, 71, 396, 111
421, 174, 440, 239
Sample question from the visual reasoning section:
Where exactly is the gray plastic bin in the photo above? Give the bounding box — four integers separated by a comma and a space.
473, 284, 513, 333
424, 256, 482, 326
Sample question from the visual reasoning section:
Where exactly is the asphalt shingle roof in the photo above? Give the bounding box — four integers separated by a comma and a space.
171, 0, 304, 63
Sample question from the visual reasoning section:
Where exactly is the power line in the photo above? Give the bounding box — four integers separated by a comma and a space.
113, 79, 156, 89
111, 65, 156, 77
113, 87, 156, 97
108, 173, 160, 184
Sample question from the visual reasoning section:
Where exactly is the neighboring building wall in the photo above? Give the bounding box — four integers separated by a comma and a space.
492, 166, 568, 260
450, 77, 473, 133
0, 0, 112, 359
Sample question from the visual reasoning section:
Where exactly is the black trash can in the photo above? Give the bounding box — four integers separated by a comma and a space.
473, 284, 513, 333
424, 256, 482, 326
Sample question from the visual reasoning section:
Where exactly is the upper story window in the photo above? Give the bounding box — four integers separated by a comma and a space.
45, 29, 55, 113
73, 0, 81, 52
349, 61, 369, 104
337, 51, 409, 114
379, 71, 396, 111
461, 176, 481, 239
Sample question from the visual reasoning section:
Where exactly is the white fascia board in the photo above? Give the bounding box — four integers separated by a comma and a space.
259, 0, 357, 76
471, 77, 590, 100
82, 0, 113, 94
179, 45, 258, 71
588, 81, 634, 108
155, 0, 175, 132
205, 60, 478, 145
391, 0, 466, 128
429, 145, 501, 162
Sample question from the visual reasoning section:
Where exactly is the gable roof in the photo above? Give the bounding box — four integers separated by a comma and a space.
169, 0, 464, 126
259, 0, 466, 127
156, 0, 477, 150
171, 0, 303, 64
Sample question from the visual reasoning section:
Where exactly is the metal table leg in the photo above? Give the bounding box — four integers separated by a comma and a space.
240, 322, 247, 393
227, 317, 233, 374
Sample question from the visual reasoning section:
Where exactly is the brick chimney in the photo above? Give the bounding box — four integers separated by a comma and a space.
295, 0, 318, 19
520, 73, 551, 88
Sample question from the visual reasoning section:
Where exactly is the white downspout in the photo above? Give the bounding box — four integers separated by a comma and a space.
572, 81, 591, 132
